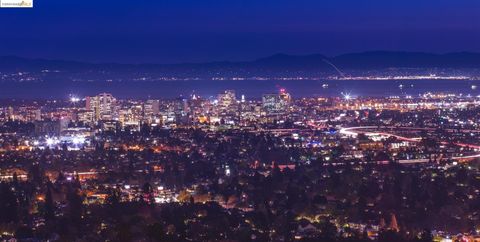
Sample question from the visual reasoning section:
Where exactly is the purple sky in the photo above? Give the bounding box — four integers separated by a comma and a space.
1, 0, 479, 63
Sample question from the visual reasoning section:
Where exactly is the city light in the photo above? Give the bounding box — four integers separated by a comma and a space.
1, 90, 480, 241
46, 137, 56, 146
72, 136, 86, 145
341, 92, 352, 100
3, 0, 480, 240
70, 96, 80, 103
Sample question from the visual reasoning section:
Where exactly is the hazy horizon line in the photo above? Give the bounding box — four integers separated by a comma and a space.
3, 49, 480, 66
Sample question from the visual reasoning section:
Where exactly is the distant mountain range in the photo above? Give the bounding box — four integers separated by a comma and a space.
2, 51, 480, 75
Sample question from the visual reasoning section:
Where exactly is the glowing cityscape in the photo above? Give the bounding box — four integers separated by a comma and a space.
2, 0, 480, 241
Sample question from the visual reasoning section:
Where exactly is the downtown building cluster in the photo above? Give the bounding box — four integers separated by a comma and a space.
1, 91, 480, 241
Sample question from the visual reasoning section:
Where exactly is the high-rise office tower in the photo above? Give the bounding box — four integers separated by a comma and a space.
86, 93, 117, 121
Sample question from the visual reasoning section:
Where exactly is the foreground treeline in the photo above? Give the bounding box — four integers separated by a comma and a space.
1, 175, 435, 242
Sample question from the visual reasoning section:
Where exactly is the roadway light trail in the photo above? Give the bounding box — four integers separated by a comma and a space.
340, 126, 480, 161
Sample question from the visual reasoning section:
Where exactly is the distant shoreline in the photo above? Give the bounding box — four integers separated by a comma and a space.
0, 79, 479, 99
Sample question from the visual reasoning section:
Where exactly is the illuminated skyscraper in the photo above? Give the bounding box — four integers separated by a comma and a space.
86, 93, 117, 121
262, 89, 291, 114
262, 94, 283, 114
217, 90, 236, 109
144, 99, 160, 123
144, 100, 160, 116
279, 88, 292, 107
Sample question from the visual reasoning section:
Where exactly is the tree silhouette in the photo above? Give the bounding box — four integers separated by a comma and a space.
44, 183, 55, 221
0, 182, 18, 224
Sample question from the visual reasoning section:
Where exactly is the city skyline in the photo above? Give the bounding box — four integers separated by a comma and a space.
2, 89, 480, 241
2, 1, 480, 241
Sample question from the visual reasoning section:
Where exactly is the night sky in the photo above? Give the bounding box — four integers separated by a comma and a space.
1, 0, 480, 63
